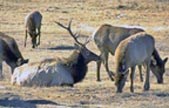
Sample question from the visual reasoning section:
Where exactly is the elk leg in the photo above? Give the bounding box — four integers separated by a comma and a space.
11, 67, 15, 74
31, 37, 36, 48
101, 52, 114, 81
96, 59, 102, 81
138, 65, 143, 82
144, 62, 150, 91
37, 27, 41, 46
0, 62, 3, 79
130, 67, 135, 93
24, 30, 28, 47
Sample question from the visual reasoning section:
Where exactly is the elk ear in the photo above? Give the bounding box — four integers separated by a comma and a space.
16, 58, 22, 66
163, 57, 168, 64
17, 58, 29, 66
151, 57, 157, 66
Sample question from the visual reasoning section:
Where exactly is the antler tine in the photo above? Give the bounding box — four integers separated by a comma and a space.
55, 21, 68, 29
68, 19, 72, 29
56, 20, 85, 47
84, 37, 90, 45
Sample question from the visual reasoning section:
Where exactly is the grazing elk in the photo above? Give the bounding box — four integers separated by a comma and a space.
11, 20, 100, 87
0, 32, 29, 77
91, 24, 144, 81
0, 32, 28, 63
24, 11, 42, 48
114, 32, 168, 93
0, 38, 28, 78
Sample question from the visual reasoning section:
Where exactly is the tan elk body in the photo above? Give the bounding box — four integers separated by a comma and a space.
24, 11, 42, 48
92, 24, 144, 81
115, 32, 168, 93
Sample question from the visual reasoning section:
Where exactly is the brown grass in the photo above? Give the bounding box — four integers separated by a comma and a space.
0, 0, 169, 107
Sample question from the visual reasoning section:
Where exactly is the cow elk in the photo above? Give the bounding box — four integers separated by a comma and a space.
11, 20, 100, 87
0, 33, 29, 78
0, 32, 28, 64
24, 11, 42, 48
91, 24, 144, 81
114, 32, 168, 93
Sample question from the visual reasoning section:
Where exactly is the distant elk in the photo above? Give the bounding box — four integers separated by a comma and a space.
11, 20, 100, 87
24, 11, 42, 48
0, 32, 29, 78
114, 32, 168, 93
91, 24, 144, 81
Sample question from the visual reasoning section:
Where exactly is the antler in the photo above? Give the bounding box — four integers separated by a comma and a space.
55, 19, 85, 47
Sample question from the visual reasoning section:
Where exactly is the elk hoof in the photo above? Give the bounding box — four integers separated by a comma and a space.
130, 87, 134, 93
144, 84, 150, 91
111, 77, 114, 81
109, 75, 114, 81
32, 45, 35, 48
116, 89, 122, 93
109, 71, 115, 76
97, 79, 101, 82
36, 42, 40, 46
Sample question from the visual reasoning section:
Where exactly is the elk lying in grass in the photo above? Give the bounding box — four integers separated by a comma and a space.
24, 11, 42, 48
11, 20, 100, 87
91, 24, 144, 81
114, 32, 168, 93
0, 34, 29, 78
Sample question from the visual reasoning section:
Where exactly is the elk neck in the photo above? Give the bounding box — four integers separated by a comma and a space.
2, 41, 18, 65
64, 50, 88, 83
152, 48, 163, 65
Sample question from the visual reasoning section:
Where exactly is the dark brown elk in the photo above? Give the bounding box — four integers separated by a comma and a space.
0, 32, 28, 64
92, 24, 144, 81
114, 32, 168, 93
24, 11, 42, 48
11, 20, 100, 87
0, 37, 28, 78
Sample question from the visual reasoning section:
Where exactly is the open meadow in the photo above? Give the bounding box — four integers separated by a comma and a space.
0, 0, 169, 107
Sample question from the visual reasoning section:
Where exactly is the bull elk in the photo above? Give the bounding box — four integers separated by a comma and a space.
11, 20, 100, 87
0, 34, 29, 78
91, 24, 145, 81
114, 32, 168, 93
24, 11, 42, 48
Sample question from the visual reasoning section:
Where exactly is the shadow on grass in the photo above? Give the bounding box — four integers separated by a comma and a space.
115, 91, 169, 99
26, 99, 59, 105
154, 92, 169, 97
0, 98, 36, 108
37, 45, 76, 51
0, 93, 60, 108
47, 45, 75, 50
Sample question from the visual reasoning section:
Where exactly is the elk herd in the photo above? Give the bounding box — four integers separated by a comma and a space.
0, 10, 168, 93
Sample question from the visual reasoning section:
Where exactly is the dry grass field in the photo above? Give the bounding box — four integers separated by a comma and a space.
0, 0, 169, 107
